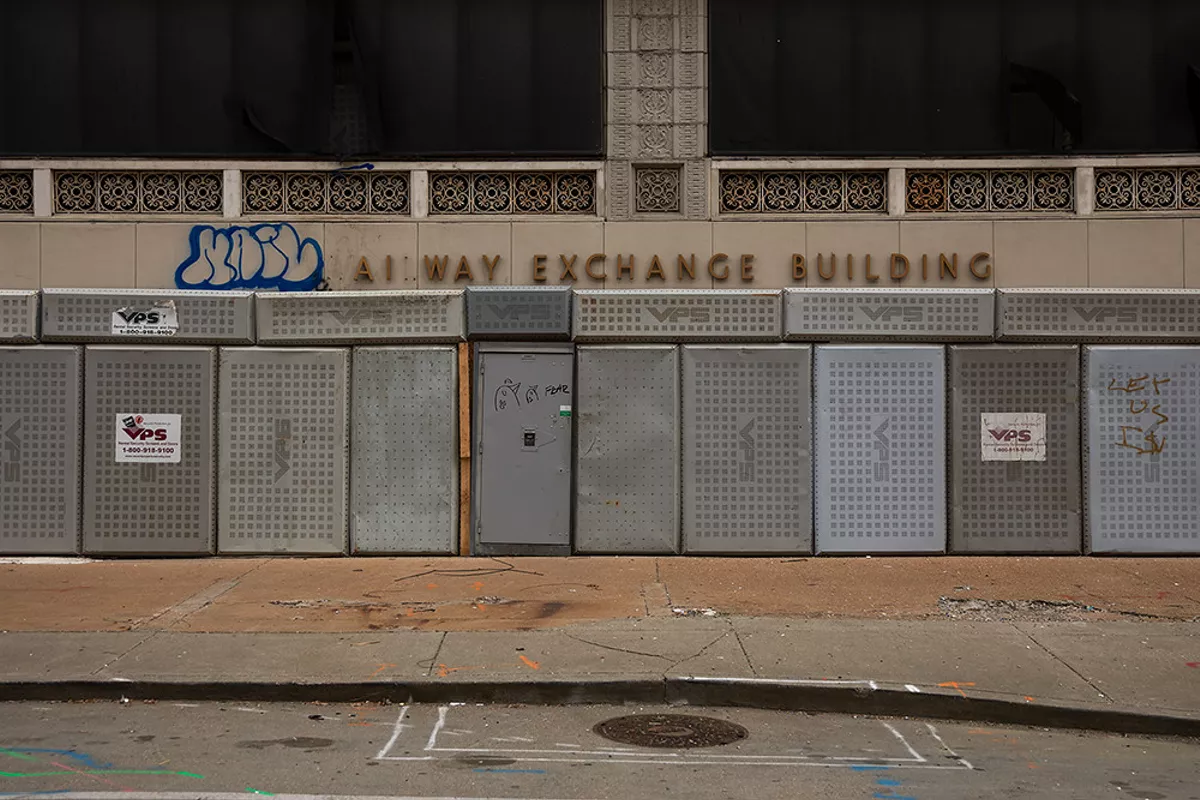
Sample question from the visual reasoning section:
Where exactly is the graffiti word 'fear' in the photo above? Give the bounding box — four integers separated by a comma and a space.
175, 223, 324, 291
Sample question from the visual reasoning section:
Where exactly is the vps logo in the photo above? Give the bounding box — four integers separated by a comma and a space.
273, 418, 292, 484
859, 305, 923, 323
2, 417, 20, 483
871, 416, 891, 483
487, 304, 551, 321
121, 415, 169, 441
646, 306, 711, 323
328, 308, 391, 326
988, 428, 1033, 443
1072, 305, 1138, 324
737, 417, 756, 483
115, 309, 162, 325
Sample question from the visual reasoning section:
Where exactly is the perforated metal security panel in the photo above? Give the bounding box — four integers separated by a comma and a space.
815, 345, 946, 553
576, 345, 680, 553
351, 347, 457, 554
1084, 346, 1200, 553
998, 290, 1200, 342
256, 291, 465, 343
42, 289, 254, 343
682, 345, 812, 554
473, 344, 574, 551
949, 346, 1081, 553
466, 287, 572, 339
573, 290, 782, 341
0, 290, 39, 343
785, 289, 994, 341
219, 348, 349, 554
83, 347, 215, 554
0, 347, 81, 554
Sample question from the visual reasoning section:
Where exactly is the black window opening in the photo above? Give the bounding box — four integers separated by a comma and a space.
710, 0, 1200, 157
0, 0, 604, 159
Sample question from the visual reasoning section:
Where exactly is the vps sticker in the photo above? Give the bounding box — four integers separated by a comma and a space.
116, 414, 182, 463
981, 412, 1046, 462
112, 301, 179, 336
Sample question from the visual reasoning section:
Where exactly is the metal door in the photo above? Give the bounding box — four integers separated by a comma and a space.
474, 344, 573, 550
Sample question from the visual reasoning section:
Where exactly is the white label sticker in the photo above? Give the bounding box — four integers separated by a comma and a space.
981, 412, 1046, 462
111, 301, 179, 336
115, 414, 182, 463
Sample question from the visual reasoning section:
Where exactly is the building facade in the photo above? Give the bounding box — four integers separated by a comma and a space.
2, 0, 1200, 293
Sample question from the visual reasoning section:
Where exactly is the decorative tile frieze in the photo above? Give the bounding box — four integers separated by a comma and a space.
0, 171, 34, 214
906, 169, 1074, 212
719, 170, 887, 214
428, 171, 597, 215
53, 170, 222, 214
634, 164, 682, 213
1095, 167, 1200, 211
241, 170, 410, 215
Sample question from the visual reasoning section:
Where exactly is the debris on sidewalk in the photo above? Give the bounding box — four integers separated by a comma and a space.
672, 607, 719, 617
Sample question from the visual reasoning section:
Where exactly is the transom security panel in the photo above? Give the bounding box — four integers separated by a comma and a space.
815, 345, 946, 553
219, 348, 349, 554
0, 290, 38, 342
573, 290, 782, 341
466, 287, 571, 339
472, 344, 573, 553
950, 346, 1081, 553
683, 345, 812, 554
0, 346, 82, 554
256, 290, 465, 343
998, 290, 1200, 342
42, 289, 254, 343
1084, 346, 1200, 553
83, 347, 216, 555
352, 347, 458, 554
785, 289, 994, 341
576, 345, 680, 553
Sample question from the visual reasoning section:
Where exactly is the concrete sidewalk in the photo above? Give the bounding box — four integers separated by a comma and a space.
1, 556, 1198, 735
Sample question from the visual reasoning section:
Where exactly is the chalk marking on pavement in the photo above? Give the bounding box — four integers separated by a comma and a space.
425, 706, 449, 751
925, 723, 974, 770
905, 684, 921, 693
374, 705, 410, 760
491, 737, 535, 743
234, 707, 267, 714
2, 795, 593, 800
881, 722, 926, 763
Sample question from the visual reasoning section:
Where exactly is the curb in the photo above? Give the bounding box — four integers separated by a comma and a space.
1, 678, 1196, 738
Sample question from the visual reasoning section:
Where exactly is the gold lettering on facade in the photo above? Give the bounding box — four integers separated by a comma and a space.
890, 254, 909, 280
560, 254, 578, 281
586, 253, 607, 280
617, 254, 634, 280
708, 253, 729, 280
969, 252, 992, 280
864, 254, 879, 282
482, 254, 501, 281
454, 256, 474, 281
818, 253, 835, 280
793, 254, 806, 280
386, 254, 393, 282
678, 254, 696, 280
646, 255, 666, 281
355, 256, 374, 282
424, 255, 448, 281
921, 254, 929, 281
939, 253, 957, 280
532, 254, 548, 282
740, 253, 755, 281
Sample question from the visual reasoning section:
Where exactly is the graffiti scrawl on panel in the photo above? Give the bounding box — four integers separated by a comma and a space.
174, 223, 324, 291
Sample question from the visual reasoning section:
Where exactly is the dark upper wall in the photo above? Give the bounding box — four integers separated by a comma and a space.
0, 0, 603, 158
710, 0, 1200, 156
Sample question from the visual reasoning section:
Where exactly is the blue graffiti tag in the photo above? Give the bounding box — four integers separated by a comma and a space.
174, 223, 324, 291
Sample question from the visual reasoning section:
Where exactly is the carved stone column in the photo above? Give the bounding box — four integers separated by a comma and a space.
606, 0, 708, 220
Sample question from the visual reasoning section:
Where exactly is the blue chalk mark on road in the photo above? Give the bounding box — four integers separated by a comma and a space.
877, 778, 904, 786
1, 748, 112, 770
874, 793, 918, 800
851, 765, 891, 771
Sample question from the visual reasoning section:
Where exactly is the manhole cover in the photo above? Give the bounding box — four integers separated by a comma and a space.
593, 714, 748, 749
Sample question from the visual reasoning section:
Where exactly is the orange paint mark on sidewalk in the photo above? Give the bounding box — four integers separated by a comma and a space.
519, 655, 540, 670
436, 664, 485, 678
370, 663, 397, 678
472, 581, 485, 591
1024, 696, 1036, 703
937, 681, 975, 698
426, 583, 439, 590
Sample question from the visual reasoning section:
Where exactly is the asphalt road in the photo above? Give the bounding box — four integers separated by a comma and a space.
0, 701, 1197, 800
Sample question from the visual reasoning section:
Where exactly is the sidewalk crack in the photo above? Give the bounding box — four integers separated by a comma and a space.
90, 630, 160, 677
135, 560, 268, 632
561, 632, 673, 661
732, 626, 758, 677
1012, 622, 1110, 703
664, 629, 732, 675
